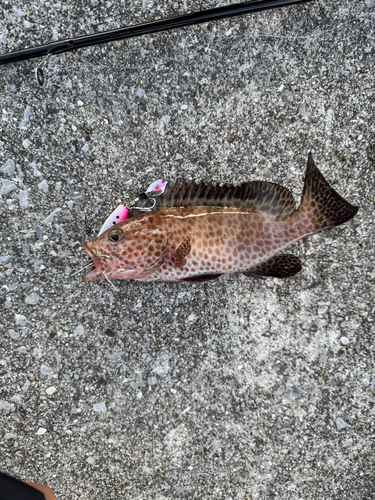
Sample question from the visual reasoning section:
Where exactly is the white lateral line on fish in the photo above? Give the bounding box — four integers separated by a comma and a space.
162, 210, 249, 219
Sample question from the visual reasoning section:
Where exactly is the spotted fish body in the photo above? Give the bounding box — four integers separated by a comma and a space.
82, 154, 358, 283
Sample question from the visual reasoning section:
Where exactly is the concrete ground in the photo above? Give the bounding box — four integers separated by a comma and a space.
0, 0, 374, 498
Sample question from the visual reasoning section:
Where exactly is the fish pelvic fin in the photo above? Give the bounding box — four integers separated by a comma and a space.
180, 273, 222, 283
297, 153, 358, 232
243, 254, 302, 279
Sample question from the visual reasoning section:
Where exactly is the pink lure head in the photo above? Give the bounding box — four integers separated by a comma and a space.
97, 205, 129, 237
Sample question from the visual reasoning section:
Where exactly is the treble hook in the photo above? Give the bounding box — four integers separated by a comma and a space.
130, 197, 157, 212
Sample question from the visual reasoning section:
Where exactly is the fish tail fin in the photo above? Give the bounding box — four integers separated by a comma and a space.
297, 153, 358, 232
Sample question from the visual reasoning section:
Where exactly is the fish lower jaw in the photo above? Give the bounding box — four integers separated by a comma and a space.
109, 268, 153, 280
82, 243, 101, 281
82, 268, 102, 282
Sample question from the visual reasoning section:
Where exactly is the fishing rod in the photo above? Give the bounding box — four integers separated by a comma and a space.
0, 0, 315, 84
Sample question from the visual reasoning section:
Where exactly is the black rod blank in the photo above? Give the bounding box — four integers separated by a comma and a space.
0, 0, 314, 66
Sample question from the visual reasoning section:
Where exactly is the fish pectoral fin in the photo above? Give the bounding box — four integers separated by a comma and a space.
181, 273, 222, 283
243, 254, 302, 279
173, 236, 191, 267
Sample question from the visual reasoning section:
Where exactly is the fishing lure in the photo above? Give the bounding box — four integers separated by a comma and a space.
97, 180, 168, 236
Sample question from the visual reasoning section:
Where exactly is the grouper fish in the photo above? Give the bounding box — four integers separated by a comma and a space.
82, 154, 358, 283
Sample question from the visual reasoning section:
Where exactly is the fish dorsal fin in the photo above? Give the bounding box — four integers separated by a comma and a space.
158, 179, 295, 216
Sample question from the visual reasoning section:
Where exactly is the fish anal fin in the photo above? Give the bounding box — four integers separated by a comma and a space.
173, 236, 191, 267
243, 254, 302, 279
181, 273, 222, 283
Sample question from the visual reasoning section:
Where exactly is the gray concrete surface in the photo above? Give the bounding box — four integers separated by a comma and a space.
0, 0, 374, 498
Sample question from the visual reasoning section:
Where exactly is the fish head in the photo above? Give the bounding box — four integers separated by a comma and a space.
82, 222, 170, 281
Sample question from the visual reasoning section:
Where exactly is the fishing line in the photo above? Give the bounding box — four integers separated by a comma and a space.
70, 262, 95, 276
51, 4, 371, 161
102, 271, 119, 292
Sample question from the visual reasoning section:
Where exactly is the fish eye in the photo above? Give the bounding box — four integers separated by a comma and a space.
109, 230, 124, 242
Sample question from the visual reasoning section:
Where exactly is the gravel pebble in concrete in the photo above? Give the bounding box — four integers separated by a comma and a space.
0, 159, 15, 175
0, 0, 374, 499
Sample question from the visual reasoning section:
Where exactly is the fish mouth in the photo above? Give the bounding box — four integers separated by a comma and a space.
81, 243, 101, 282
